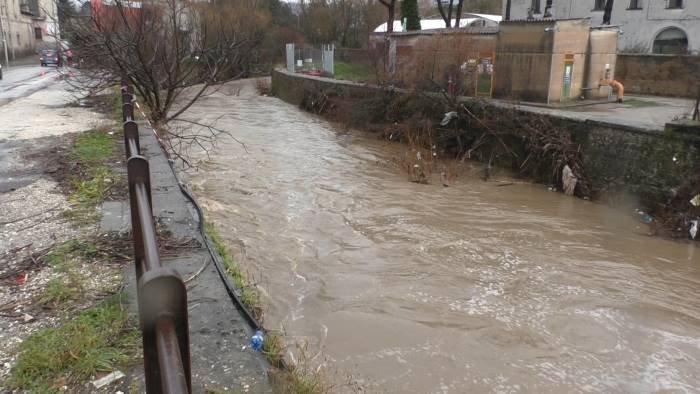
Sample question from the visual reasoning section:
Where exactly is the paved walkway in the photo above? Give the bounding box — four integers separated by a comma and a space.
114, 123, 272, 393
506, 95, 695, 132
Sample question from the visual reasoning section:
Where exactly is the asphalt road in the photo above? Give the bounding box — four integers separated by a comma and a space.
0, 64, 60, 106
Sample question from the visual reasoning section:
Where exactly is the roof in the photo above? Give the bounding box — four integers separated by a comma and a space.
373, 14, 501, 33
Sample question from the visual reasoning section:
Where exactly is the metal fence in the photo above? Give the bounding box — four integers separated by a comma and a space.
121, 82, 192, 394
285, 43, 334, 76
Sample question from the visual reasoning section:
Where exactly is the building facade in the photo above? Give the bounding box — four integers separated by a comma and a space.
503, 0, 700, 54
0, 0, 58, 61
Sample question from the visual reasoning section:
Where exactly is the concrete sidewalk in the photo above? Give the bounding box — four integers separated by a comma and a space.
109, 123, 272, 393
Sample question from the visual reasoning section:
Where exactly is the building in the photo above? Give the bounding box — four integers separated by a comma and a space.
503, 0, 699, 54
493, 18, 619, 103
373, 14, 502, 33
0, 0, 59, 60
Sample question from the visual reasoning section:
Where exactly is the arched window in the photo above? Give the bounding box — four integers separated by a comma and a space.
653, 27, 688, 54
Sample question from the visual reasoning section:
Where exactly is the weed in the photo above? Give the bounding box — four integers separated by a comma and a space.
262, 330, 285, 368
204, 222, 333, 393
74, 129, 113, 163
6, 295, 140, 392
334, 61, 371, 83
269, 342, 330, 394
44, 239, 99, 269
61, 127, 123, 226
204, 222, 264, 320
38, 275, 84, 306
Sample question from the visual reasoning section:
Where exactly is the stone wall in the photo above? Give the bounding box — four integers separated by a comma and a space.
615, 54, 700, 98
272, 68, 699, 209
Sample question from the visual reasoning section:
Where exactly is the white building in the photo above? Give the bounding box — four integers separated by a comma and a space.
503, 0, 699, 54
0, 0, 58, 61
374, 14, 502, 33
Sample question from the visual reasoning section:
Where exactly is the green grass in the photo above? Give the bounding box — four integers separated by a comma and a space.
333, 61, 371, 83
63, 128, 121, 225
38, 240, 102, 306
204, 222, 263, 320
74, 130, 113, 163
44, 239, 99, 269
38, 275, 85, 306
6, 295, 139, 392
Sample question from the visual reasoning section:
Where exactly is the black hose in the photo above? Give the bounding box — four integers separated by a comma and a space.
165, 158, 263, 332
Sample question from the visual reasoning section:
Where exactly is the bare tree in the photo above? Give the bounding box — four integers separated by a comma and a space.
64, 0, 264, 126
378, 0, 397, 34
436, 0, 465, 28
603, 0, 614, 25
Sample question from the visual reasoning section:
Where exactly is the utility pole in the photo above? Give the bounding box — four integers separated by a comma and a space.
0, 1, 8, 66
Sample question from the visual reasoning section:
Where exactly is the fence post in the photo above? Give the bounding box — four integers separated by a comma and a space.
139, 268, 191, 393
123, 120, 140, 159
126, 155, 152, 279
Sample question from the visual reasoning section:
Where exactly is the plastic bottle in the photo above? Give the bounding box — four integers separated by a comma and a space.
251, 330, 264, 351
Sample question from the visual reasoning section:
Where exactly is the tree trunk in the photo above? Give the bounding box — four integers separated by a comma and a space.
505, 0, 512, 21
455, 0, 464, 28
437, 0, 453, 28
603, 0, 614, 24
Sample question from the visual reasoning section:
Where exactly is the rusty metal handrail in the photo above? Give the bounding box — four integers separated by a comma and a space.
121, 82, 192, 394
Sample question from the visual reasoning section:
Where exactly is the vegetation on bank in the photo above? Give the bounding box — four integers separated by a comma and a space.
62, 127, 124, 226
3, 90, 139, 392
334, 61, 372, 83
6, 295, 139, 392
293, 82, 700, 240
203, 222, 330, 393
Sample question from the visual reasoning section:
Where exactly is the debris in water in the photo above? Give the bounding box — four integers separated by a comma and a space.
440, 111, 458, 126
562, 165, 577, 196
250, 330, 264, 351
637, 210, 654, 224
691, 194, 700, 207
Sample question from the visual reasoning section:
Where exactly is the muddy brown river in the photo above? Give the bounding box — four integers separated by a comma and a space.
183, 81, 700, 393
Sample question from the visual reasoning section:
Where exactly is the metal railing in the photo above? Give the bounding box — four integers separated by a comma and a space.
121, 82, 192, 394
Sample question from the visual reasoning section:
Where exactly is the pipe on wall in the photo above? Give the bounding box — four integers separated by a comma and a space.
599, 79, 625, 102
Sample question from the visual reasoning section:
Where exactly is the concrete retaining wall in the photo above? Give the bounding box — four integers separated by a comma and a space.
272, 68, 699, 204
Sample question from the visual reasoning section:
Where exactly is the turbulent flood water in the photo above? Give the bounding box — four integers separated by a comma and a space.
184, 80, 700, 393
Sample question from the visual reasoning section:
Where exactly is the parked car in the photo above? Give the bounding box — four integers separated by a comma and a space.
39, 49, 61, 67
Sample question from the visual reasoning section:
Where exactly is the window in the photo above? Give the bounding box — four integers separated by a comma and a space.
653, 27, 688, 54
34, 27, 42, 39
593, 0, 605, 11
531, 0, 541, 14
629, 0, 642, 9
667, 0, 683, 8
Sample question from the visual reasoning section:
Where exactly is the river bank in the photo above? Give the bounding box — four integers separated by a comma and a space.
271, 69, 700, 241
176, 78, 700, 392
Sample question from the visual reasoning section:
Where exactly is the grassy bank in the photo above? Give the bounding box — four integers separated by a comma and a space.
334, 61, 371, 83
203, 222, 329, 393
62, 127, 125, 226
3, 89, 139, 392
6, 295, 139, 392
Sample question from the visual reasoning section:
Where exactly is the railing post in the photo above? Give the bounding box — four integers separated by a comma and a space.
123, 102, 134, 122
127, 156, 152, 279
123, 120, 140, 159
122, 82, 191, 394
139, 268, 191, 393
